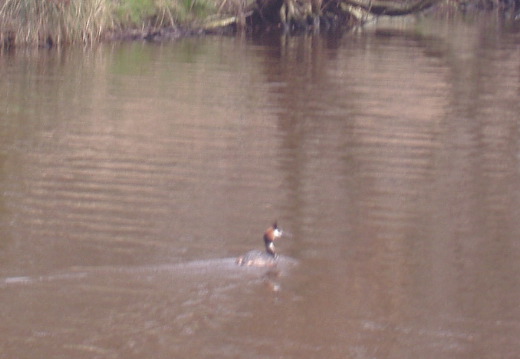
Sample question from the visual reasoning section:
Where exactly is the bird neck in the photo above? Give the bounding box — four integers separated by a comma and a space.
263, 235, 276, 257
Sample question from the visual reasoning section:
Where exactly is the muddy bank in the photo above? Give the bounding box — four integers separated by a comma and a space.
104, 26, 204, 42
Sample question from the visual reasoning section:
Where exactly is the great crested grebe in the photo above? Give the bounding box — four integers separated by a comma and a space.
236, 222, 283, 267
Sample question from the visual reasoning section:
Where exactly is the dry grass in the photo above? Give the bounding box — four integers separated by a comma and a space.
0, 0, 115, 46
0, 0, 216, 47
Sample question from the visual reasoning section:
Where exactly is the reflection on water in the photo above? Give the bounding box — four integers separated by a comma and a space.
1, 17, 520, 358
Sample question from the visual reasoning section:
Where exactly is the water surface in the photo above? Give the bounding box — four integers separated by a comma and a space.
1, 16, 520, 359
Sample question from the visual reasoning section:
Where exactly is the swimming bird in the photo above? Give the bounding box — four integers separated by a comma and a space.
236, 222, 283, 267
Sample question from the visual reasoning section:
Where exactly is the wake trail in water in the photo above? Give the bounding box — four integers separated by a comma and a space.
0, 256, 297, 288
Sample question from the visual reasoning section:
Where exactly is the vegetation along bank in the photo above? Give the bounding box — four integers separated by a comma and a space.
0, 0, 519, 47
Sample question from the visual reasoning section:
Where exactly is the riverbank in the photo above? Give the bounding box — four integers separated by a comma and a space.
0, 0, 518, 47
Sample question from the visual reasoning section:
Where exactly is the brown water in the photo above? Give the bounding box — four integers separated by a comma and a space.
1, 16, 520, 359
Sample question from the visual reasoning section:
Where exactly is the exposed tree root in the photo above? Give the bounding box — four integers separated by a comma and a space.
203, 0, 444, 32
